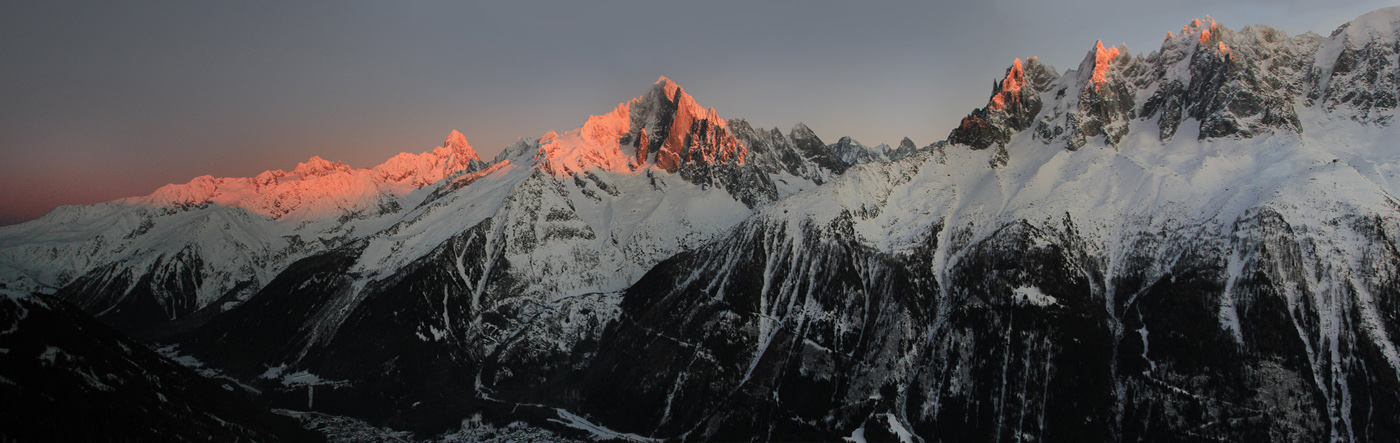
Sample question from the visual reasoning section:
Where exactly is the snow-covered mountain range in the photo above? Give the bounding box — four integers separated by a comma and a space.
0, 76, 872, 338
4, 7, 1400, 442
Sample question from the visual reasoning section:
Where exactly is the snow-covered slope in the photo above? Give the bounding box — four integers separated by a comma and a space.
0, 131, 487, 334
562, 10, 1400, 441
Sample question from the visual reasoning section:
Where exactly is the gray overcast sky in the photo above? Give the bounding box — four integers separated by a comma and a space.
1, 0, 1392, 225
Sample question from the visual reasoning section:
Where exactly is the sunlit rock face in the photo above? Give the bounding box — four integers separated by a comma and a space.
533, 77, 746, 177
950, 56, 1059, 156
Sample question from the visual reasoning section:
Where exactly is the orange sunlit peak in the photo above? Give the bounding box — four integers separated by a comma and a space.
1196, 18, 1219, 44
293, 156, 351, 178
444, 129, 472, 150
1166, 31, 1175, 40
580, 101, 634, 149
989, 58, 1025, 110
657, 76, 682, 101
1005, 58, 1025, 90
1091, 40, 1121, 90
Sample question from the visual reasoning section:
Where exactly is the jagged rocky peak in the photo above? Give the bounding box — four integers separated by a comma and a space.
436, 129, 484, 167
950, 13, 1387, 157
789, 122, 818, 142
1307, 6, 1400, 123
784, 122, 848, 174
640, 76, 745, 172
826, 136, 886, 165
373, 130, 487, 186
990, 57, 1059, 110
886, 136, 926, 161
1080, 41, 1127, 91
1053, 40, 1136, 150
898, 137, 917, 151
1131, 16, 1320, 142
533, 76, 746, 175
948, 56, 1060, 151
443, 128, 472, 152
291, 155, 353, 178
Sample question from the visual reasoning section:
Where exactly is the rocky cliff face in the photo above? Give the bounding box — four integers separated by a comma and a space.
1307, 11, 1400, 124
950, 14, 1385, 159
949, 56, 1060, 151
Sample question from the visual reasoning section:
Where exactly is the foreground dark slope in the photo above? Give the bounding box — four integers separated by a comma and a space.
0, 293, 321, 442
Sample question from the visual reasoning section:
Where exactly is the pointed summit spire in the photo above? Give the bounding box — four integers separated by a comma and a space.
531, 75, 746, 175
1090, 40, 1123, 90
293, 155, 350, 178
655, 76, 681, 100
445, 130, 469, 149
990, 58, 1026, 110
441, 130, 481, 162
